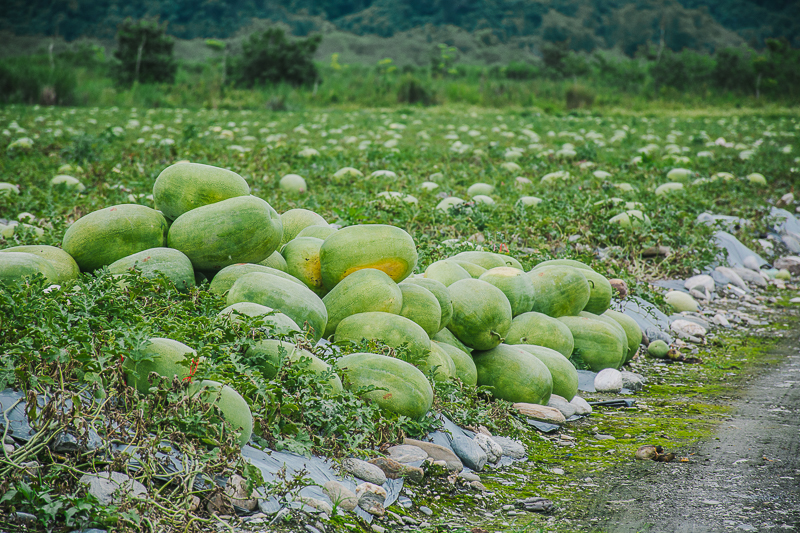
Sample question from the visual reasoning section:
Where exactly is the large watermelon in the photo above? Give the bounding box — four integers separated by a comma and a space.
279, 209, 328, 246
433, 341, 477, 386
447, 278, 512, 351
479, 267, 536, 316
334, 312, 430, 358
62, 204, 168, 272
322, 269, 402, 338
398, 282, 441, 337
244, 339, 342, 393
336, 353, 433, 419
533, 259, 593, 271
515, 344, 578, 401
218, 302, 300, 334
451, 260, 486, 278
0, 245, 79, 283
168, 196, 282, 271
473, 344, 553, 405
188, 380, 253, 445
603, 309, 643, 362
319, 224, 417, 289
281, 236, 326, 297
0, 251, 58, 284
581, 269, 613, 315
122, 337, 198, 395
579, 311, 630, 363
426, 342, 456, 381
403, 277, 453, 330
557, 316, 626, 371
258, 251, 288, 272
227, 271, 327, 341
210, 263, 304, 296
424, 260, 471, 286
153, 163, 250, 221
451, 251, 507, 270
504, 312, 575, 359
432, 327, 472, 355
527, 266, 590, 318
108, 247, 195, 292
296, 224, 337, 241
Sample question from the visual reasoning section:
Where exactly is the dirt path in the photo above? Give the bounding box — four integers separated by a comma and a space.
586, 334, 800, 533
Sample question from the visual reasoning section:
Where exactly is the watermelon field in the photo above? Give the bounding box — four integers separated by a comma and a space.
1, 104, 799, 532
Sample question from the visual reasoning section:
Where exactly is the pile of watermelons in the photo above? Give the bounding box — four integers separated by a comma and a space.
0, 163, 642, 443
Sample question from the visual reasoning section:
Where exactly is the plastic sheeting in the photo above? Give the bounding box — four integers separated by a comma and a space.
613, 296, 672, 344
713, 231, 769, 269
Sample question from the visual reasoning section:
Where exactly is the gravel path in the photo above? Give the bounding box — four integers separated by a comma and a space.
587, 333, 800, 533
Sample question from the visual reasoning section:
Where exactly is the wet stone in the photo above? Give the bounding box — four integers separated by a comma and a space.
386, 444, 428, 464
341, 457, 387, 486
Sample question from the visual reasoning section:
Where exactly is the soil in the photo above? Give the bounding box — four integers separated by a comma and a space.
584, 328, 800, 533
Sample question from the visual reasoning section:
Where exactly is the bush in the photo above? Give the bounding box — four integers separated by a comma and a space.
112, 18, 177, 87
565, 84, 595, 109
506, 62, 538, 80
397, 75, 435, 106
230, 28, 321, 88
0, 57, 76, 105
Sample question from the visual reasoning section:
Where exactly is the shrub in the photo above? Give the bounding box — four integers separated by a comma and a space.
506, 61, 538, 80
0, 57, 76, 105
397, 75, 435, 106
111, 18, 177, 87
565, 84, 595, 109
229, 28, 321, 88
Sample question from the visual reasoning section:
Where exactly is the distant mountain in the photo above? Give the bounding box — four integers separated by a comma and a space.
1, 0, 797, 53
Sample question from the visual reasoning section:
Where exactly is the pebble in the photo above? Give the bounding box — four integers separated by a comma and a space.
515, 497, 554, 513
671, 319, 707, 341
403, 438, 463, 471
775, 255, 800, 275
419, 506, 433, 516
372, 526, 386, 533
473, 433, 503, 463
619, 371, 645, 391
715, 266, 748, 290
451, 434, 488, 471
12, 512, 37, 526
298, 496, 332, 514
386, 444, 428, 464
490, 436, 526, 459
684, 274, 715, 292
369, 457, 424, 484
258, 496, 282, 515
547, 394, 577, 418
3, 443, 13, 454
594, 368, 623, 392
469, 480, 487, 492
458, 471, 481, 482
78, 472, 148, 506
356, 483, 386, 516
712, 313, 731, 327
595, 434, 615, 440
569, 395, 593, 415
322, 480, 358, 512
341, 457, 387, 486
305, 526, 322, 533
513, 402, 566, 423
551, 467, 565, 475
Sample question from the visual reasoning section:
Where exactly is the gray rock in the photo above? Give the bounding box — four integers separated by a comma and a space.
715, 266, 748, 290
368, 456, 424, 484
473, 433, 503, 463
79, 472, 147, 506
458, 471, 481, 482
620, 371, 644, 391
515, 497, 554, 513
341, 457, 387, 486
547, 394, 577, 419
323, 480, 358, 512
356, 483, 386, 516
298, 496, 332, 514
671, 314, 709, 329
403, 438, 462, 472
711, 314, 731, 327
419, 506, 433, 516
711, 269, 733, 286
775, 256, 800, 275
450, 434, 488, 471
671, 319, 707, 342
594, 368, 623, 392
372, 526, 387, 533
645, 326, 672, 344
569, 396, 593, 415
684, 274, 715, 292
386, 444, 427, 464
490, 436, 526, 459
258, 496, 282, 515
305, 526, 322, 533
732, 267, 767, 287
781, 234, 800, 254
53, 429, 103, 454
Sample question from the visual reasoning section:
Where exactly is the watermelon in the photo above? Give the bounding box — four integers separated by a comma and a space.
527, 266, 590, 318
62, 204, 168, 272
451, 251, 507, 270
227, 271, 328, 341
244, 339, 342, 393
0, 245, 78, 283
533, 259, 593, 271
578, 311, 630, 362
581, 269, 613, 315
432, 327, 472, 355
433, 341, 477, 387
557, 316, 627, 371
281, 236, 326, 296
424, 260, 471, 286
515, 344, 578, 401
153, 163, 250, 221
447, 278, 512, 351
218, 302, 300, 334
108, 247, 195, 292
473, 344, 553, 405
296, 225, 337, 240
334, 312, 430, 358
209, 263, 304, 296
322, 269, 403, 338
280, 209, 328, 246
603, 309, 643, 362
122, 337, 198, 395
258, 251, 288, 272
647, 340, 669, 358
479, 267, 536, 316
168, 196, 282, 271
0, 252, 58, 284
504, 312, 575, 359
496, 254, 524, 270
319, 224, 417, 289
426, 342, 456, 381
451, 260, 486, 278
188, 380, 253, 445
336, 353, 433, 419
402, 277, 453, 330
398, 282, 441, 337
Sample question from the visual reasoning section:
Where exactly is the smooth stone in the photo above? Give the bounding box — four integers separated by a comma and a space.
450, 434, 488, 471
620, 371, 644, 391
420, 506, 433, 516
368, 457, 424, 484
403, 438, 463, 472
221, 474, 259, 511
594, 368, 623, 393
490, 436, 526, 459
569, 396, 593, 415
547, 394, 577, 419
386, 444, 428, 464
305, 526, 322, 533
774, 256, 800, 275
712, 314, 731, 327
742, 255, 762, 271
13, 512, 37, 526
515, 497, 553, 513
458, 471, 481, 482
258, 496, 282, 514
372, 526, 387, 533
672, 314, 709, 329
341, 457, 387, 486
469, 480, 487, 491
473, 433, 503, 463
684, 274, 715, 292
732, 267, 767, 287
513, 403, 566, 424
671, 319, 707, 340
78, 472, 147, 506
298, 496, 332, 514
715, 266, 748, 290
323, 480, 358, 512
356, 483, 386, 516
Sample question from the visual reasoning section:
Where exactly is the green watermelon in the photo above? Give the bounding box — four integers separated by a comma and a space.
218, 302, 300, 334
296, 224, 337, 241
527, 266, 590, 318
153, 163, 250, 221
496, 254, 524, 270
0, 245, 79, 283
281, 236, 326, 296
244, 339, 342, 393
335, 312, 430, 358
447, 278, 512, 351
279, 209, 328, 246
432, 327, 472, 355
579, 311, 630, 362
403, 277, 453, 330
336, 352, 433, 419
504, 311, 575, 359
473, 344, 553, 405
533, 259, 593, 271
62, 204, 168, 272
451, 260, 486, 278
451, 251, 507, 270
398, 282, 441, 337
424, 260, 471, 286
122, 337, 198, 395
433, 341, 477, 387
426, 341, 456, 381
581, 269, 613, 315
258, 251, 288, 272
479, 267, 536, 316
515, 344, 578, 401
322, 269, 402, 338
108, 247, 195, 291
0, 251, 59, 284
603, 309, 643, 362
209, 263, 304, 296
558, 316, 626, 371
188, 380, 253, 445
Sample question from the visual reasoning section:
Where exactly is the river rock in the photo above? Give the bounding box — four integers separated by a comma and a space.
386, 444, 428, 464
512, 403, 566, 424
403, 438, 463, 472
369, 457, 424, 484
732, 267, 767, 287
450, 434, 488, 471
774, 256, 800, 275
341, 458, 387, 486
782, 234, 800, 254
490, 436, 526, 459
620, 371, 645, 391
78, 472, 147, 506
570, 395, 593, 415
594, 368, 623, 392
671, 319, 707, 342
473, 433, 503, 463
515, 497, 554, 513
547, 394, 577, 419
323, 480, 358, 512
711, 313, 731, 327
715, 266, 748, 290
684, 274, 715, 292
356, 483, 386, 516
